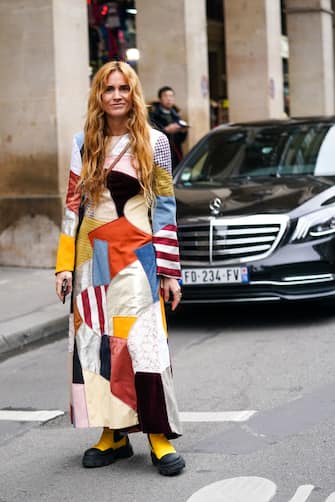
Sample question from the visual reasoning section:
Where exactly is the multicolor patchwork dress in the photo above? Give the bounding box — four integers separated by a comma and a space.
55, 129, 182, 437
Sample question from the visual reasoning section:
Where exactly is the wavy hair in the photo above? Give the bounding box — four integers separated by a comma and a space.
80, 61, 153, 206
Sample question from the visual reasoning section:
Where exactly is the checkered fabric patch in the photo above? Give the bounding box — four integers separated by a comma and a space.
154, 134, 172, 174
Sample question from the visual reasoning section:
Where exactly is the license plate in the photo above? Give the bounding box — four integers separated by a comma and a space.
182, 267, 249, 285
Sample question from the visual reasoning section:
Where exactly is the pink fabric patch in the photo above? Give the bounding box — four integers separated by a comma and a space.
72, 383, 89, 427
105, 155, 137, 179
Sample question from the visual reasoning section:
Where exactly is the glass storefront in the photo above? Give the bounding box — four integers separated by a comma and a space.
87, 0, 137, 76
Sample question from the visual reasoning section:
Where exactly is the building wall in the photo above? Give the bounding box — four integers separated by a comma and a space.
286, 0, 334, 117
136, 0, 210, 149
224, 0, 284, 121
0, 0, 89, 267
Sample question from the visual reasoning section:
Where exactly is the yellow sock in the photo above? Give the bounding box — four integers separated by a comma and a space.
148, 433, 176, 460
93, 428, 126, 451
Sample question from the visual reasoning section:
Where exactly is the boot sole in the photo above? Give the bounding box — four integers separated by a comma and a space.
83, 442, 134, 468
151, 451, 186, 476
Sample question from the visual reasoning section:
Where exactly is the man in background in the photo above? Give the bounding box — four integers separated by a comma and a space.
149, 86, 188, 172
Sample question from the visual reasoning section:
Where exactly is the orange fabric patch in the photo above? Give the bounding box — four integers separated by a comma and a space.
73, 303, 83, 333
160, 295, 168, 337
110, 337, 137, 411
113, 316, 137, 339
55, 233, 75, 273
88, 216, 152, 278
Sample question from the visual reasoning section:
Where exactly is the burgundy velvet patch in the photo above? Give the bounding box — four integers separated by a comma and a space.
106, 171, 141, 217
135, 372, 172, 434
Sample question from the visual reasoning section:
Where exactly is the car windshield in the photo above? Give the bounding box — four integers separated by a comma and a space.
175, 123, 335, 187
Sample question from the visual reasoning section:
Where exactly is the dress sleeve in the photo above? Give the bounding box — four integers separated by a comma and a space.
151, 132, 182, 279
55, 134, 83, 273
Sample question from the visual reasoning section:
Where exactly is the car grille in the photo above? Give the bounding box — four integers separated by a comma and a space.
178, 215, 289, 264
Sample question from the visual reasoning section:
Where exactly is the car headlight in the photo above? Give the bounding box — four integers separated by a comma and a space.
291, 207, 335, 242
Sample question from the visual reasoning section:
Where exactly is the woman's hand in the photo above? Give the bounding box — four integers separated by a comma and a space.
160, 277, 182, 311
55, 271, 73, 302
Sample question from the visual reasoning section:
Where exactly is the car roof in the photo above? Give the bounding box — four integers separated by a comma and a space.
213, 116, 335, 131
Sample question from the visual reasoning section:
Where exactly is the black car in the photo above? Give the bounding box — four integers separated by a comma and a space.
174, 117, 335, 303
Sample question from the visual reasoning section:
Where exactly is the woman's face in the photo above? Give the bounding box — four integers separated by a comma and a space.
101, 71, 133, 120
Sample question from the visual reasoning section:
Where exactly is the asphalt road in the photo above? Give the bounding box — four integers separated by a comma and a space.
1, 301, 335, 502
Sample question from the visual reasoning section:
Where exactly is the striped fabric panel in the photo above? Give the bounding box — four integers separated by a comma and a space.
153, 224, 181, 278
76, 285, 108, 336
155, 244, 179, 255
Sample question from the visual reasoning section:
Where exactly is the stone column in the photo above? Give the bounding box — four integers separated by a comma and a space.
0, 0, 89, 267
136, 0, 210, 149
286, 0, 334, 116
224, 0, 284, 121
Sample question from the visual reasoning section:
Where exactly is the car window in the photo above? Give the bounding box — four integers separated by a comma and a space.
175, 123, 334, 187
315, 126, 335, 175
279, 127, 329, 175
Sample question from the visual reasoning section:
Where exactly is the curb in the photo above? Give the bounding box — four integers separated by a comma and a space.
0, 303, 68, 359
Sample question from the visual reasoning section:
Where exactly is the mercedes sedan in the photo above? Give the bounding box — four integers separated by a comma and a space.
174, 117, 335, 303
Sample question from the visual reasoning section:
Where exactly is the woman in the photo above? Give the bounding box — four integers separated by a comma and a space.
55, 61, 185, 476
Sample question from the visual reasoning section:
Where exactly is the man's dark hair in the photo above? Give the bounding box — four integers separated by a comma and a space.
158, 86, 174, 98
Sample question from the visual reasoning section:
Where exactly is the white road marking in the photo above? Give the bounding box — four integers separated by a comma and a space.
288, 485, 315, 502
0, 410, 64, 422
186, 477, 277, 502
180, 410, 257, 422
0, 280, 9, 285
0, 409, 256, 424
325, 494, 335, 501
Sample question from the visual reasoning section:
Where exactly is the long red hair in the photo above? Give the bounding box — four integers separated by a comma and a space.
80, 61, 153, 205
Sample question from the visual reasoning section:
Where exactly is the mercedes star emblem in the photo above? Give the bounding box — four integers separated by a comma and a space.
209, 197, 222, 216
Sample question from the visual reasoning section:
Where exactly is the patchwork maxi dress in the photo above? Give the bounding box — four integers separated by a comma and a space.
56, 129, 181, 438
55, 129, 182, 437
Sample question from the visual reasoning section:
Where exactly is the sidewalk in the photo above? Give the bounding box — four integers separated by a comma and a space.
0, 267, 68, 359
